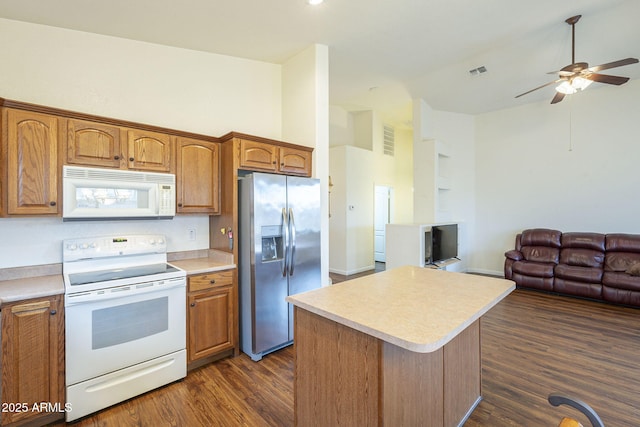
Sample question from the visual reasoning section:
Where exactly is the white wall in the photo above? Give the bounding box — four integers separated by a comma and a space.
0, 18, 281, 137
328, 145, 374, 275
281, 44, 330, 286
0, 18, 285, 268
474, 80, 640, 275
328, 106, 415, 275
412, 100, 475, 273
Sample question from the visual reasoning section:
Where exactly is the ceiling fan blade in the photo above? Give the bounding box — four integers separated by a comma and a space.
585, 73, 630, 85
551, 92, 565, 104
515, 79, 563, 98
588, 57, 639, 73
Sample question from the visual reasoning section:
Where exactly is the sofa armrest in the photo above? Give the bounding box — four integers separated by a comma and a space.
505, 250, 523, 261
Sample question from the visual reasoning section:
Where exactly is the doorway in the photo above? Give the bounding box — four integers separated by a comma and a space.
374, 186, 393, 263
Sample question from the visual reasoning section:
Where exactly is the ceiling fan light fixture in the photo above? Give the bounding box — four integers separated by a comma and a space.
556, 81, 577, 95
572, 76, 592, 90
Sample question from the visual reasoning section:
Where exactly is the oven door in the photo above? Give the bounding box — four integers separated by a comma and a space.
65, 278, 186, 386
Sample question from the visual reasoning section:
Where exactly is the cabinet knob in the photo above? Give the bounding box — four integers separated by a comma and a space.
114, 155, 120, 160
272, 161, 277, 165
177, 203, 183, 207
49, 201, 56, 206
209, 279, 216, 285
50, 309, 57, 315
190, 302, 196, 307
129, 157, 135, 162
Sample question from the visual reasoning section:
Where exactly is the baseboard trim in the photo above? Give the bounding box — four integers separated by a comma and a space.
466, 268, 503, 278
329, 264, 376, 276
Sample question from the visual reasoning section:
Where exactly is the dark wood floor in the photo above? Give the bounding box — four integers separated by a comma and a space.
59, 274, 640, 426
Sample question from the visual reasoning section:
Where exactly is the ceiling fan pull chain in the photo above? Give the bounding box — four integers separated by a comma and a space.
568, 96, 573, 152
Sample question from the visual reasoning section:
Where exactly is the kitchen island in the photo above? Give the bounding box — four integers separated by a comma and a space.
286, 265, 515, 427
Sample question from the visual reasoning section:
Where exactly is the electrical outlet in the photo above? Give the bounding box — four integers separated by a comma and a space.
187, 228, 196, 241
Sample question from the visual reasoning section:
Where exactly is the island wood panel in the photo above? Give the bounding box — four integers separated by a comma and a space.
382, 342, 443, 426
294, 306, 481, 427
443, 319, 481, 426
293, 307, 380, 427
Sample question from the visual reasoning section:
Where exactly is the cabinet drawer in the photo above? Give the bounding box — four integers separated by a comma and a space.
188, 270, 234, 292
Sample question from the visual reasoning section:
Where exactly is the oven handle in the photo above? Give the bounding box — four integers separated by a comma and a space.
65, 278, 185, 306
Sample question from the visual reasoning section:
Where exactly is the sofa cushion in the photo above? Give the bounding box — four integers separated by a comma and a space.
605, 233, 640, 252
521, 246, 560, 264
512, 261, 555, 278
521, 228, 561, 248
512, 272, 554, 291
626, 263, 640, 276
602, 271, 640, 292
559, 248, 604, 268
602, 285, 640, 306
553, 278, 602, 299
604, 252, 640, 272
561, 232, 606, 252
555, 264, 603, 283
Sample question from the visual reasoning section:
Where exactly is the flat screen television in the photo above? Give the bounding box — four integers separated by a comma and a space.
430, 224, 458, 264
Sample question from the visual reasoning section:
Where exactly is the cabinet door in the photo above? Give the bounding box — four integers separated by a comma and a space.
188, 286, 234, 362
279, 146, 312, 176
66, 119, 124, 168
6, 109, 59, 215
175, 137, 220, 214
239, 139, 277, 172
126, 129, 172, 172
1, 295, 64, 425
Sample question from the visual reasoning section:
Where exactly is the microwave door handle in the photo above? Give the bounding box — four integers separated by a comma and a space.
281, 208, 289, 277
289, 208, 296, 276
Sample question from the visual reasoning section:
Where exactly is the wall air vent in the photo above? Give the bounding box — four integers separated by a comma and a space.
383, 125, 395, 156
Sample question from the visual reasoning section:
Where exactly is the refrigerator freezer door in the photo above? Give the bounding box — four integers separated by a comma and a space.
286, 176, 321, 339
240, 173, 290, 357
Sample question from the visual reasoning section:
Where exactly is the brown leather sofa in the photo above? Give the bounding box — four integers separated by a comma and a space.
505, 228, 640, 307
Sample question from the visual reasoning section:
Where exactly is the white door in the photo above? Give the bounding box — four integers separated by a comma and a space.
374, 186, 392, 262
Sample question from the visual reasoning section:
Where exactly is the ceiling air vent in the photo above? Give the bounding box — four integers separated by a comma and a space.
469, 66, 487, 77
383, 125, 395, 156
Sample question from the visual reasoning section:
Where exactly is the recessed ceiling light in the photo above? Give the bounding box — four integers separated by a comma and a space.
308, 0, 324, 5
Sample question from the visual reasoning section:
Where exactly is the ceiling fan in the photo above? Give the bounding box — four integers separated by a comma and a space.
515, 14, 639, 104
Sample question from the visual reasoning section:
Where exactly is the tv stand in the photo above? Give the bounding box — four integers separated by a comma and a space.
427, 257, 461, 269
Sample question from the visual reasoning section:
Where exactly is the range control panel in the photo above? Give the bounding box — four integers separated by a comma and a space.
63, 234, 167, 262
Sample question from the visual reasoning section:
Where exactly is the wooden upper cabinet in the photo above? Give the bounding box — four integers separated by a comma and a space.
5, 109, 60, 215
279, 146, 312, 176
238, 138, 312, 176
65, 119, 123, 168
127, 129, 173, 172
239, 139, 278, 172
175, 137, 220, 214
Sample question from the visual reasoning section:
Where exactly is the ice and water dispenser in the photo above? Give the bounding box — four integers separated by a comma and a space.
261, 225, 284, 262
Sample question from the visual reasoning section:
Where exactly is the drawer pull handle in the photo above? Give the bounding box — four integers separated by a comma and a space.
209, 279, 216, 284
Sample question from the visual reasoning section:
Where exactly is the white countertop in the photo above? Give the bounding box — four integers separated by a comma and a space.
286, 265, 515, 353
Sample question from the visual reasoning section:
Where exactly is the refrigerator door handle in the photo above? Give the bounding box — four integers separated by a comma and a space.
288, 208, 296, 276
281, 207, 289, 277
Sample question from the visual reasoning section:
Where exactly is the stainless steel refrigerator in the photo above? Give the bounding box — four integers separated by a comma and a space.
239, 172, 321, 361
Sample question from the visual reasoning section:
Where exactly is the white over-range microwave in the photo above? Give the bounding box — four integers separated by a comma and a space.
63, 165, 176, 220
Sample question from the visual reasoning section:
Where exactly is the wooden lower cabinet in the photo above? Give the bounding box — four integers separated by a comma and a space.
187, 269, 237, 368
1, 295, 65, 426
